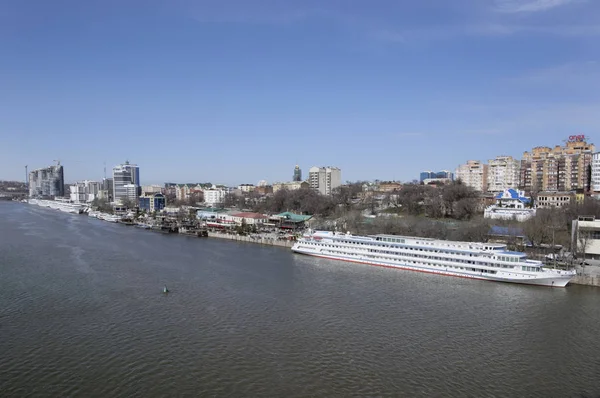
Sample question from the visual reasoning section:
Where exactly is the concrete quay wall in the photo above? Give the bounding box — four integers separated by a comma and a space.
571, 265, 600, 287
571, 275, 600, 287
207, 232, 294, 248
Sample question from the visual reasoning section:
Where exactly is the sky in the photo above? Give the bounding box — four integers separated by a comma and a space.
0, 0, 599, 185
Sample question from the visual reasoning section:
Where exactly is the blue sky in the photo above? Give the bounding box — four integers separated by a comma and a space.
1, 0, 598, 185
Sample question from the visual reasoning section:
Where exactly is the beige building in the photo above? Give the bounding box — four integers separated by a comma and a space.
535, 191, 575, 208
238, 184, 255, 193
520, 138, 594, 193
487, 156, 520, 193
378, 181, 402, 192
455, 160, 488, 192
272, 181, 309, 193
141, 184, 163, 195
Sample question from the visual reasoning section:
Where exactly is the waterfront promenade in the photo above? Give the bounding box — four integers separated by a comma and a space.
207, 231, 294, 248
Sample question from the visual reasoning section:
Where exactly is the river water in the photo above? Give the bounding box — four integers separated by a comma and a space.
1, 202, 599, 397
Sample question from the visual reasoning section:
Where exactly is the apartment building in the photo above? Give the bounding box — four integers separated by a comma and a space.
455, 160, 488, 192
487, 156, 520, 193
520, 137, 594, 193
308, 166, 342, 196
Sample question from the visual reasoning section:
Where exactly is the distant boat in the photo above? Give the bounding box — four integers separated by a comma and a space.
163, 285, 169, 294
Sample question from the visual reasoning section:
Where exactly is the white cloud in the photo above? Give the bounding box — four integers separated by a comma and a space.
494, 0, 582, 13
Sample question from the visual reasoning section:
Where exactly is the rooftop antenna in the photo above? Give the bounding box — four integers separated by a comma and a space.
104, 161, 106, 180
53, 159, 61, 166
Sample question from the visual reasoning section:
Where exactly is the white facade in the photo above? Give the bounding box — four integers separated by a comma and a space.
487, 156, 520, 193
571, 216, 600, 260
204, 188, 227, 206
483, 189, 535, 222
69, 180, 101, 203
591, 152, 600, 193
455, 160, 488, 192
308, 166, 342, 196
142, 185, 163, 194
123, 184, 140, 204
113, 161, 140, 204
238, 184, 255, 193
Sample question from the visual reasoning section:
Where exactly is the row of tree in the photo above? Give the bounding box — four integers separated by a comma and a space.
384, 181, 480, 220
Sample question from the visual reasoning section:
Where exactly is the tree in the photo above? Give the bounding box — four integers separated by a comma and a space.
576, 227, 592, 264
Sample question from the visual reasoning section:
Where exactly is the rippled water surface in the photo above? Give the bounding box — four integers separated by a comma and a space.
1, 202, 600, 397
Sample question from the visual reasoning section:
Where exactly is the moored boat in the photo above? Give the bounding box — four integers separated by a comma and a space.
291, 230, 576, 287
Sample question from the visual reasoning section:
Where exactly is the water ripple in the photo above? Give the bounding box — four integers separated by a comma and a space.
1, 202, 600, 397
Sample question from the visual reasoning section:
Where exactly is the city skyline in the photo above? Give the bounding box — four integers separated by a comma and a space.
1, 0, 598, 184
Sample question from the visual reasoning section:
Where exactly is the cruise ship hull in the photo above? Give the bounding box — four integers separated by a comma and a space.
292, 246, 573, 288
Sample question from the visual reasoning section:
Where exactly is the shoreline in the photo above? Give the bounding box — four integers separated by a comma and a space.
17, 201, 599, 287
206, 232, 295, 248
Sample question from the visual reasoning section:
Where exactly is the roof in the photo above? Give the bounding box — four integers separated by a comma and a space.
495, 189, 530, 203
197, 208, 229, 213
499, 250, 526, 256
489, 225, 526, 237
274, 212, 313, 222
231, 212, 268, 219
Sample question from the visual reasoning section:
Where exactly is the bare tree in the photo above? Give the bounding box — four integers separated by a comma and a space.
576, 228, 592, 264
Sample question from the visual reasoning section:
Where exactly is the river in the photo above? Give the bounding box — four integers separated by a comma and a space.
1, 202, 599, 397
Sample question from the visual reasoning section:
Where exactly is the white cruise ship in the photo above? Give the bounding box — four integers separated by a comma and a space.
28, 198, 87, 214
291, 230, 576, 287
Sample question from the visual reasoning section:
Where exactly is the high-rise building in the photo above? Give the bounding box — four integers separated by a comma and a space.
308, 166, 342, 196
455, 160, 488, 192
520, 137, 594, 193
487, 156, 521, 193
590, 152, 600, 195
112, 161, 140, 203
293, 165, 302, 182
69, 180, 101, 203
29, 163, 64, 198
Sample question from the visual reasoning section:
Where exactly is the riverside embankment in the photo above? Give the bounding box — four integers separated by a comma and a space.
207, 232, 295, 248
572, 265, 600, 287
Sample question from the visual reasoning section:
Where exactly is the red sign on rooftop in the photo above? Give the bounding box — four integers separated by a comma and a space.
568, 134, 586, 142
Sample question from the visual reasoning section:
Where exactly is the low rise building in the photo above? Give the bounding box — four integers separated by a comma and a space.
483, 189, 535, 222
255, 185, 273, 195
142, 185, 163, 195
238, 184, 255, 193
378, 181, 402, 192
229, 212, 268, 225
422, 178, 453, 186
203, 187, 227, 206
268, 212, 313, 230
139, 193, 166, 212
571, 216, 600, 260
536, 191, 575, 208
272, 181, 309, 193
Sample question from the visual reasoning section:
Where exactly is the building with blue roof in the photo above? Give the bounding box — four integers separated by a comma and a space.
484, 189, 536, 222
